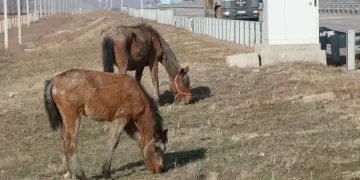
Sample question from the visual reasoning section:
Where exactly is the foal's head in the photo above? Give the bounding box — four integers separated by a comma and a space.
170, 66, 192, 104
142, 129, 168, 173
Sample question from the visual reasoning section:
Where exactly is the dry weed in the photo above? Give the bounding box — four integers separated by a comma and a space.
2, 11, 360, 180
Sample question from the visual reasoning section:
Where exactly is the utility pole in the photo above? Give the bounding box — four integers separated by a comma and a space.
120, 0, 123, 12
4, 0, 8, 49
27, 0, 29, 27
40, 0, 42, 18
141, 0, 143, 21
34, 0, 37, 20
44, 0, 46, 16
17, 0, 21, 44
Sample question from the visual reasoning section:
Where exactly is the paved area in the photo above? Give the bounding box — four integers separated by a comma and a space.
319, 14, 360, 32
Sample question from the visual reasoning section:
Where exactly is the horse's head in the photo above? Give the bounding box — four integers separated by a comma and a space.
170, 66, 192, 104
142, 129, 168, 173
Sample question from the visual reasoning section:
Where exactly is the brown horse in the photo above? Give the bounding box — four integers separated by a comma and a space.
100, 23, 192, 104
43, 69, 168, 180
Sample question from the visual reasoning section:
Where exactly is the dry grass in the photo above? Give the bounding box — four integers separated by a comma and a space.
1, 11, 360, 180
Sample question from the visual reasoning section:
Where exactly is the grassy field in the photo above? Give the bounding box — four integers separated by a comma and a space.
1, 10, 360, 180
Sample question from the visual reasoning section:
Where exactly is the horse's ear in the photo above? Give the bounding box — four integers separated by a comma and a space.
184, 66, 189, 73
179, 66, 189, 76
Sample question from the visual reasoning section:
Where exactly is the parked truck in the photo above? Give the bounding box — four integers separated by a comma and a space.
204, 0, 263, 21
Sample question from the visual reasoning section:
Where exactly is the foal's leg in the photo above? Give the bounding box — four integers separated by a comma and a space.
63, 113, 87, 180
149, 60, 160, 102
102, 118, 128, 179
60, 123, 71, 179
135, 67, 144, 83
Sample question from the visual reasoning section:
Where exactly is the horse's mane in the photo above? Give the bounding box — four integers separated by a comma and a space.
145, 24, 181, 76
136, 80, 165, 138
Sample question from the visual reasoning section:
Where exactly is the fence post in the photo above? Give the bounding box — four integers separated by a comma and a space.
347, 30, 355, 70
17, 0, 21, 44
27, 0, 29, 27
4, 0, 8, 49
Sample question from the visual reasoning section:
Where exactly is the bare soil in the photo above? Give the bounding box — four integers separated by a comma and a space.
1, 10, 360, 180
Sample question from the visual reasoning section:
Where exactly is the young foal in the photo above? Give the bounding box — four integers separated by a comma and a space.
100, 23, 192, 104
43, 69, 168, 180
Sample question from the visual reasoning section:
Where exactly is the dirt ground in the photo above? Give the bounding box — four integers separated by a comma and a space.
2, 10, 360, 180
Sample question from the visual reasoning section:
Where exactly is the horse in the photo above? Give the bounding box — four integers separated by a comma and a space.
99, 23, 192, 104
43, 68, 168, 180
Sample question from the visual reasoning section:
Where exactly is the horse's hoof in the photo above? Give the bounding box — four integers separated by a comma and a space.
102, 170, 112, 179
78, 176, 89, 180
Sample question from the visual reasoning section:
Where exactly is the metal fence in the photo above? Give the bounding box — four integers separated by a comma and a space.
123, 8, 263, 47
0, 13, 40, 33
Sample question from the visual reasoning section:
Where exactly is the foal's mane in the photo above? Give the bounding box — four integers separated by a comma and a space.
136, 80, 165, 137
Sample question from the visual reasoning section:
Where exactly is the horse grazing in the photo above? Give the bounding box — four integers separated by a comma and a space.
100, 23, 192, 104
43, 69, 168, 180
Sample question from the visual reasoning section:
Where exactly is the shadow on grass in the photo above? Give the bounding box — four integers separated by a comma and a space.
159, 86, 212, 106
91, 148, 206, 179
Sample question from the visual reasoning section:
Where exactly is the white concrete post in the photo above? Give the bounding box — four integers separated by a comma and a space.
141, 0, 143, 18
34, 0, 37, 19
17, 0, 21, 44
26, 0, 29, 27
70, 0, 73, 15
65, 0, 67, 13
40, 0, 42, 18
105, 0, 107, 9
44, 0, 47, 16
4, 0, 8, 49
347, 30, 356, 70
111, 0, 112, 9
50, 0, 52, 14
120, 0, 123, 12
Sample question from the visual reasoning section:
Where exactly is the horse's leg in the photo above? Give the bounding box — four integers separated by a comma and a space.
135, 67, 144, 83
149, 60, 160, 102
60, 123, 71, 179
102, 118, 127, 179
62, 112, 87, 180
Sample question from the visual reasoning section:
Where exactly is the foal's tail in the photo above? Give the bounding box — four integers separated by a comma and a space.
43, 78, 62, 131
101, 35, 115, 73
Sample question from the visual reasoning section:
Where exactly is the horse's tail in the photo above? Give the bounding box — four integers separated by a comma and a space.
43, 78, 62, 131
101, 35, 115, 73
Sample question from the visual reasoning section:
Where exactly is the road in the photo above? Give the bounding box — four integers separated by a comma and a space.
319, 14, 360, 33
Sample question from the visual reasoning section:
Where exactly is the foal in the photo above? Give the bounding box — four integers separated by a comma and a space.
43, 69, 168, 179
